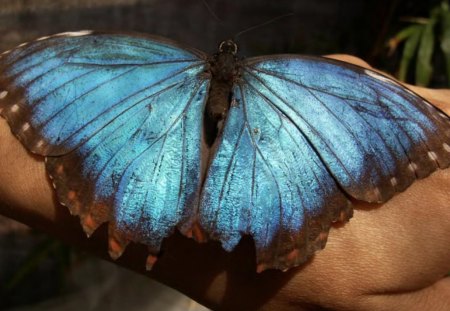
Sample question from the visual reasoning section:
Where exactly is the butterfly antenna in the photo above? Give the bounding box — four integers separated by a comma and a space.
233, 12, 294, 40
200, 0, 225, 26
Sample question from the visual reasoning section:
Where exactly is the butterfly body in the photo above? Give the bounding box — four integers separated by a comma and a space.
204, 39, 239, 145
0, 31, 449, 272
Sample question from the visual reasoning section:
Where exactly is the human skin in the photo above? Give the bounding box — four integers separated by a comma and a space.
0, 55, 449, 311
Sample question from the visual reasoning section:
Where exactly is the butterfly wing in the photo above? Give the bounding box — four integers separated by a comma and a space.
0, 32, 209, 261
199, 55, 450, 271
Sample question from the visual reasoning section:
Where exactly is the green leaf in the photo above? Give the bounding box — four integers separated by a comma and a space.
440, 1, 450, 86
393, 24, 424, 42
416, 16, 437, 86
3, 238, 60, 291
398, 25, 423, 81
388, 24, 422, 55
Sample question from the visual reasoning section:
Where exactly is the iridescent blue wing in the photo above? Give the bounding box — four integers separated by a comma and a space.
0, 31, 209, 264
199, 55, 450, 271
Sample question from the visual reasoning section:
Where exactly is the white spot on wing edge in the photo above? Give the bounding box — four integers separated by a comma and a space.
21, 122, 30, 132
373, 187, 381, 201
390, 177, 398, 187
17, 42, 28, 48
36, 139, 44, 148
37, 35, 50, 41
428, 151, 438, 161
364, 69, 394, 84
0, 91, 8, 99
10, 104, 19, 112
405, 88, 416, 97
443, 143, 450, 153
1, 50, 11, 56
423, 100, 433, 109
34, 30, 93, 42
55, 30, 93, 37
408, 162, 418, 172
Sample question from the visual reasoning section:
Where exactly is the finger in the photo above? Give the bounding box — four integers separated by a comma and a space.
361, 277, 450, 311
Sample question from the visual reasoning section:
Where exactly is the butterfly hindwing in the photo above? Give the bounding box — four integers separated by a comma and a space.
0, 32, 209, 257
199, 83, 352, 271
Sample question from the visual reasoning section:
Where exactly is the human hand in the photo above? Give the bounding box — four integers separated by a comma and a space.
0, 55, 449, 311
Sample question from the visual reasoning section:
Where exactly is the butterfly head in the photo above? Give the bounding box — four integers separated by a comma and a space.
219, 40, 238, 55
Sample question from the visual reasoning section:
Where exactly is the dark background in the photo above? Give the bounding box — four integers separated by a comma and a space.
0, 0, 445, 310
0, 0, 445, 80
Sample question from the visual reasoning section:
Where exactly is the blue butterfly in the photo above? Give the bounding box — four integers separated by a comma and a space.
1, 31, 449, 272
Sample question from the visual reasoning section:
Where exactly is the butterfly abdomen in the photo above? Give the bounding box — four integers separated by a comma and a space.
203, 40, 240, 146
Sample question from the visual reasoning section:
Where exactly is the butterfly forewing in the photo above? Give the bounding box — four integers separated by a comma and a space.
241, 56, 450, 202
0, 32, 209, 258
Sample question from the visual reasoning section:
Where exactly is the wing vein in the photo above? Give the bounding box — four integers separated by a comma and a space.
241, 72, 357, 191
39, 62, 203, 146
239, 84, 284, 242
214, 125, 245, 222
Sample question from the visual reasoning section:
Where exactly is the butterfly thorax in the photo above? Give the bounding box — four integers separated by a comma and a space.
204, 40, 240, 146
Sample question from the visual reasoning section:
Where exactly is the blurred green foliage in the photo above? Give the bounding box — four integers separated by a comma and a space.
388, 0, 450, 86
1, 237, 74, 299
0, 232, 77, 310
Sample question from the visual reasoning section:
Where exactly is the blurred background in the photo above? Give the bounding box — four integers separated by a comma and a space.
0, 0, 448, 310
